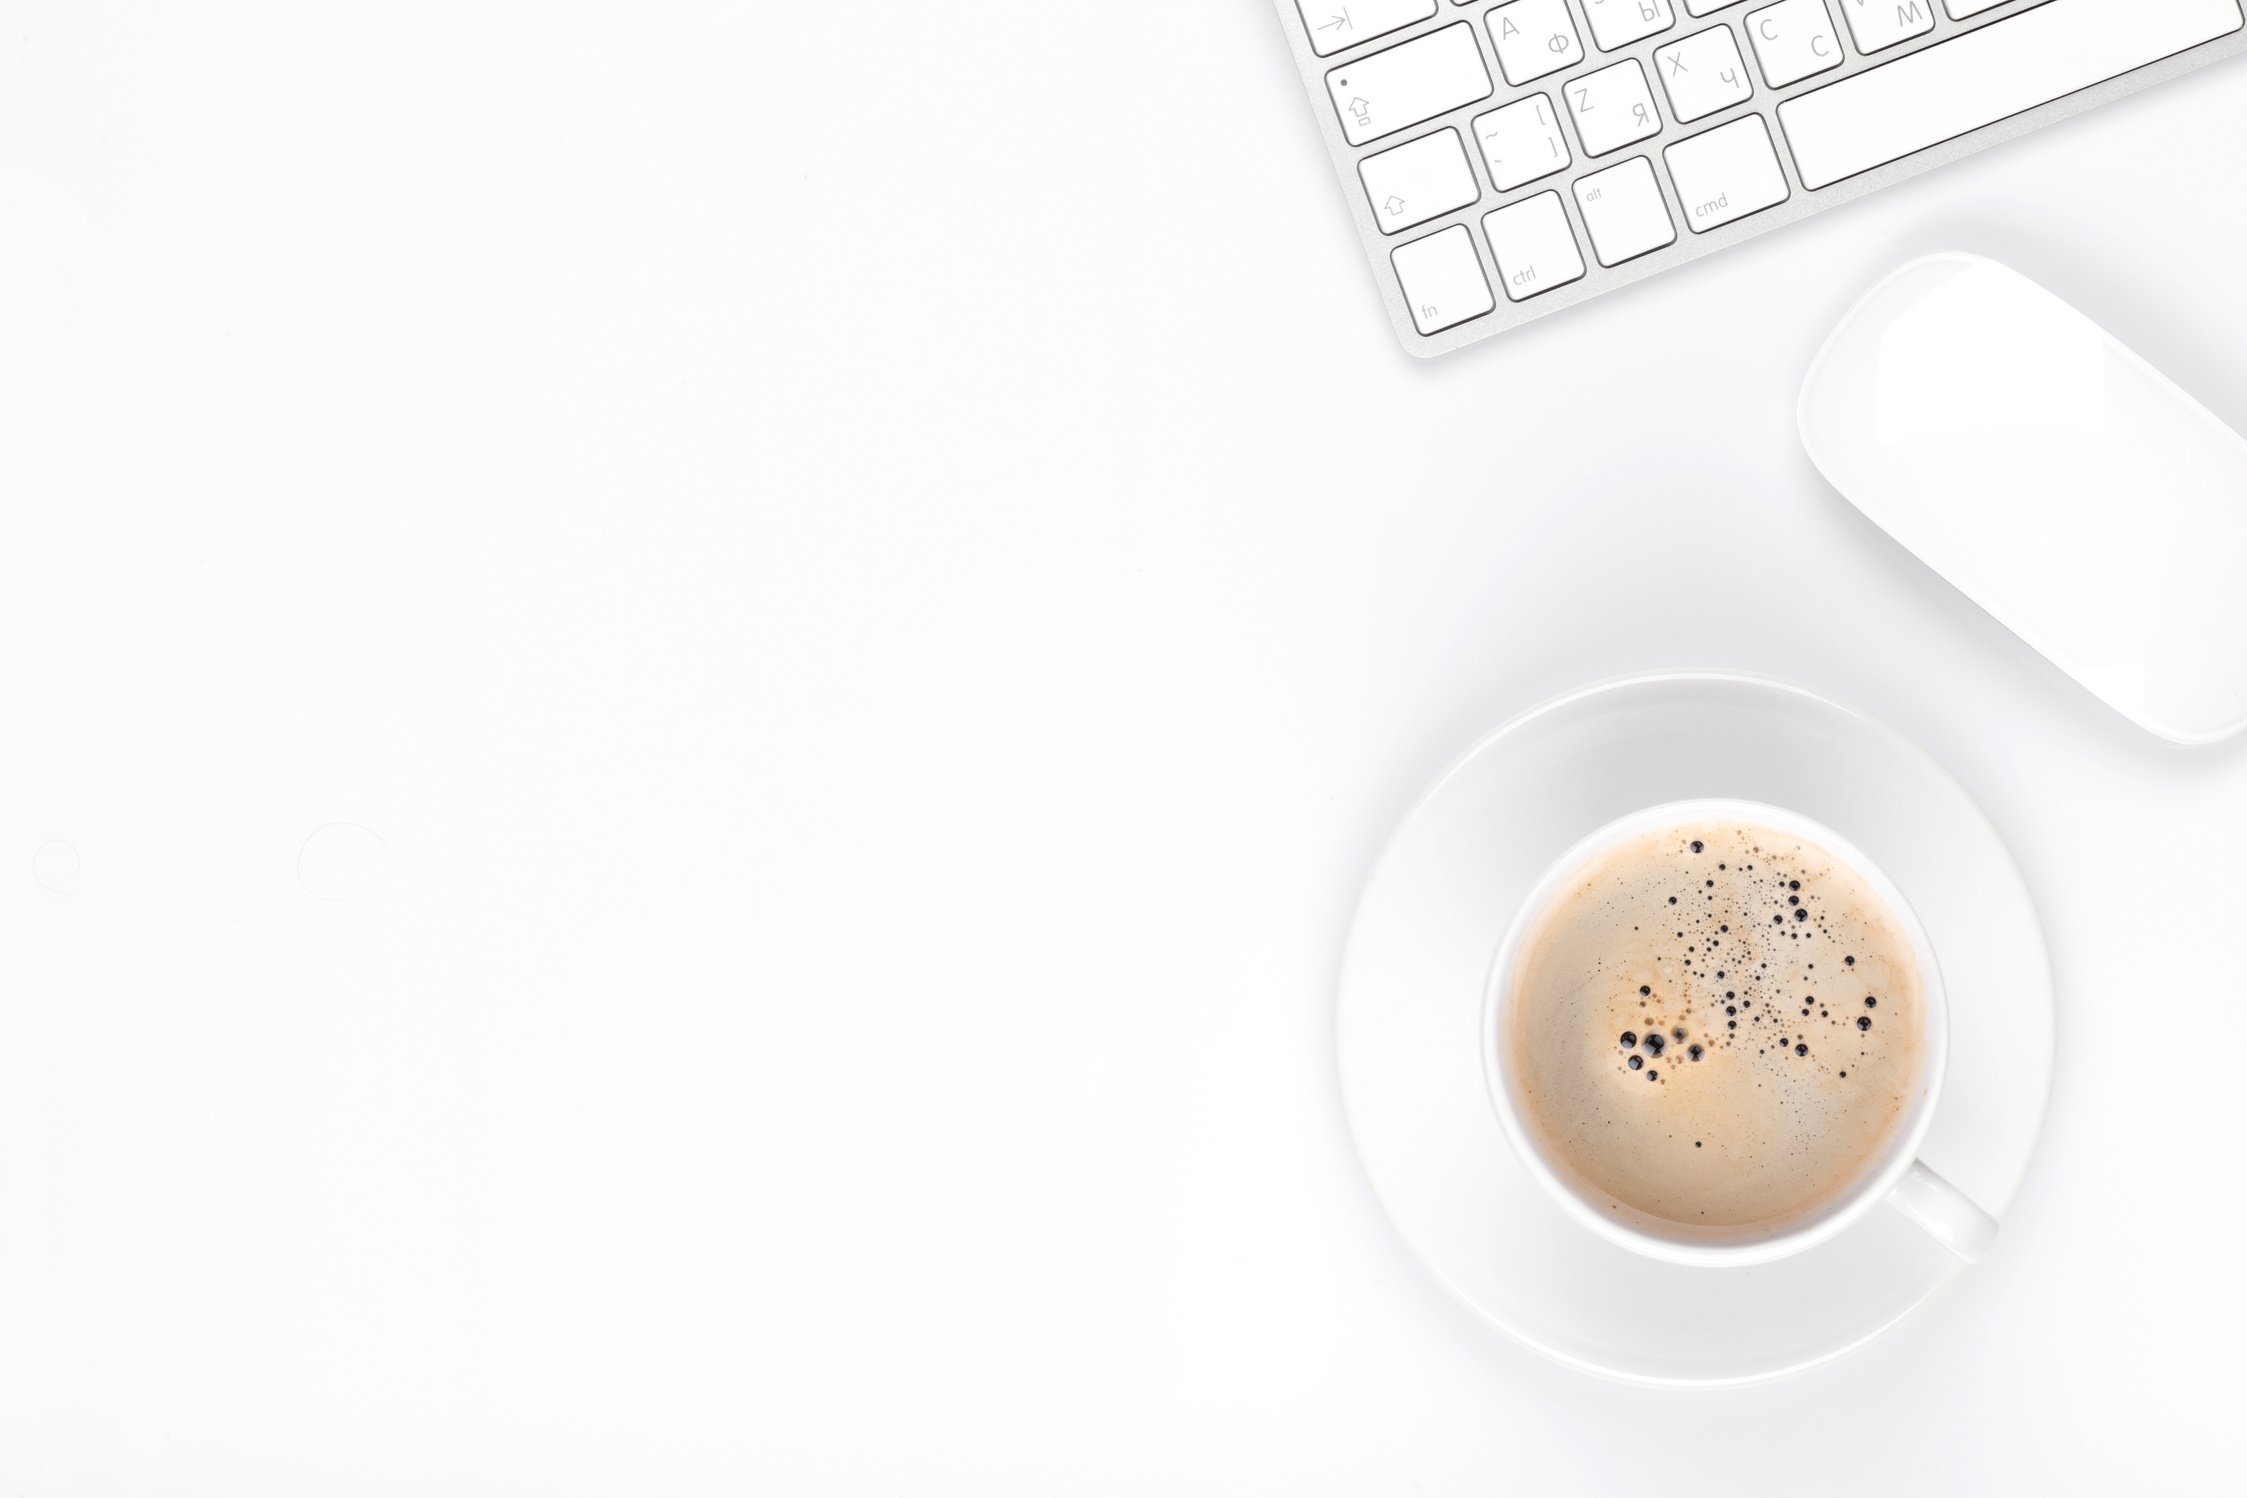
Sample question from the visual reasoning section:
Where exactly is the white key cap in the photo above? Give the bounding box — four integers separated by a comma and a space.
1683, 0, 1749, 12
1664, 114, 1790, 230
1482, 191, 1586, 300
1835, 0, 1934, 53
1358, 128, 1481, 233
1326, 23, 1494, 145
1471, 93, 1571, 191
1296, 0, 1440, 57
1656, 25, 1754, 122
1487, 0, 1585, 85
1783, 0, 2244, 189
1582, 0, 1677, 51
1746, 0, 1846, 87
1945, 0, 2010, 17
1573, 156, 1677, 264
1565, 59, 1662, 156
1392, 224, 1494, 332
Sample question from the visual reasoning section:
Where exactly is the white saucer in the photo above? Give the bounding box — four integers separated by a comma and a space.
1338, 671, 2054, 1387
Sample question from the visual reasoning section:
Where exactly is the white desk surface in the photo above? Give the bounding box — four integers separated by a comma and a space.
4, 4, 2244, 1491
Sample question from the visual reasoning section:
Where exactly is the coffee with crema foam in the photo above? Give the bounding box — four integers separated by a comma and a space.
1500, 817, 1928, 1245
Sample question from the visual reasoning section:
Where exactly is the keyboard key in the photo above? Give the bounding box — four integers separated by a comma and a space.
1472, 93, 1571, 191
1746, 0, 1845, 87
1656, 25, 1754, 122
1565, 59, 1663, 156
1573, 156, 1677, 264
1835, 0, 1934, 52
1945, 0, 2010, 16
1582, 0, 1677, 51
1684, 0, 1749, 12
1326, 23, 1494, 145
1483, 191, 1585, 300
1782, 0, 2246, 189
1665, 114, 1790, 230
1296, 0, 1440, 57
1392, 224, 1494, 332
1358, 128, 1481, 233
1487, 0, 1585, 85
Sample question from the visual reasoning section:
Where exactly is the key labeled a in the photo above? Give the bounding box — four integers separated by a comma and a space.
1487, 0, 1585, 85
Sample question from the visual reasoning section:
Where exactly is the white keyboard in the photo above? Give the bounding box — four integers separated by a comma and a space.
1275, 0, 2246, 356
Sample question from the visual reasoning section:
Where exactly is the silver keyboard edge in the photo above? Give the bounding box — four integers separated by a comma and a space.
1271, 0, 2247, 360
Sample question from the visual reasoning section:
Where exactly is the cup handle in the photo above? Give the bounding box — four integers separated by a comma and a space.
1885, 1159, 1999, 1264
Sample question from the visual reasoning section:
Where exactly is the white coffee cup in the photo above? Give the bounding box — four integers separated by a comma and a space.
1480, 798, 1998, 1268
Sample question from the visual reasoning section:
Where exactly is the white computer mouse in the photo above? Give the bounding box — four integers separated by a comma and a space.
1799, 252, 2247, 746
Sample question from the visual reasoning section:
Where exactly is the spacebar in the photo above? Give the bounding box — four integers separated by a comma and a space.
1778, 0, 2244, 190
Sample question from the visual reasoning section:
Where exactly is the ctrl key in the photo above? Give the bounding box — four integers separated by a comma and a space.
1483, 190, 1584, 301
1390, 225, 1494, 336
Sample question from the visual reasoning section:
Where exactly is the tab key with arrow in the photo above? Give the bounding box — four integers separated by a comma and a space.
1295, 0, 1437, 58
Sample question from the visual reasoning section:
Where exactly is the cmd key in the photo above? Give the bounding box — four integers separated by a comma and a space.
1665, 114, 1790, 231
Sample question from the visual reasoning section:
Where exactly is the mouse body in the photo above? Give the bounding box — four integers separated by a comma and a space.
1800, 252, 2247, 744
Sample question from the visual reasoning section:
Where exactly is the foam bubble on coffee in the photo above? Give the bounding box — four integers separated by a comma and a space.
1501, 817, 1927, 1244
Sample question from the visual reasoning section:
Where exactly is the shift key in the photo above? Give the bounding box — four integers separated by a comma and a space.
1326, 24, 1494, 146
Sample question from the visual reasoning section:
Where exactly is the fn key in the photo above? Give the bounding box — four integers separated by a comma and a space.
1391, 226, 1494, 336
